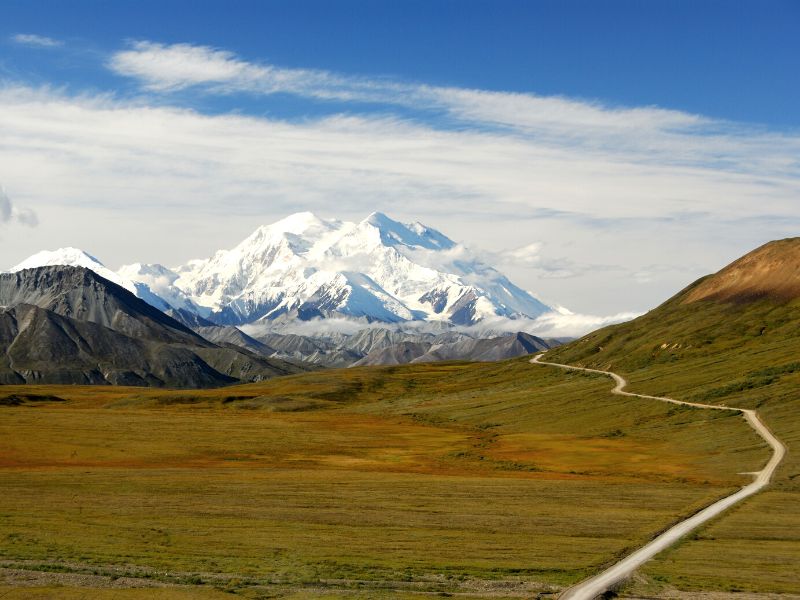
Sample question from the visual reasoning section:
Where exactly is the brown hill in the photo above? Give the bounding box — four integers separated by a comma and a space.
682, 237, 800, 304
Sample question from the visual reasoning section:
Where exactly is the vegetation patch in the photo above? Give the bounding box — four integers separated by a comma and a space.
0, 393, 65, 406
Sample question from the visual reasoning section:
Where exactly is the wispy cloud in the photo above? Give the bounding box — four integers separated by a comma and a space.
0, 186, 38, 227
107, 41, 704, 137
11, 33, 62, 48
487, 310, 643, 339
107, 41, 800, 182
109, 41, 358, 96
484, 242, 621, 280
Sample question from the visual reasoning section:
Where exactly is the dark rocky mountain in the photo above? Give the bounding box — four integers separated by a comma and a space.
195, 325, 276, 357
0, 267, 307, 387
351, 341, 430, 366
351, 331, 552, 366
165, 307, 217, 329
224, 325, 553, 368
0, 304, 231, 387
255, 332, 363, 368
414, 332, 551, 363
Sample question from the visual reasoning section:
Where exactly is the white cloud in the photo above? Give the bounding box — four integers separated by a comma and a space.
11, 33, 62, 48
0, 186, 38, 228
240, 311, 641, 340
511, 311, 643, 339
108, 41, 350, 96
450, 311, 642, 339
498, 242, 543, 267
109, 42, 264, 91
106, 42, 706, 136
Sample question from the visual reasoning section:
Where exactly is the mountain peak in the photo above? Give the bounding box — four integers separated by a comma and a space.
12, 214, 553, 328
10, 247, 131, 291
363, 211, 395, 227
262, 211, 330, 235
236, 213, 343, 256
11, 247, 103, 271
359, 212, 455, 251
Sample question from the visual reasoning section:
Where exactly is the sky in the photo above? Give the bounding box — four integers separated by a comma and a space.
1, 0, 799, 316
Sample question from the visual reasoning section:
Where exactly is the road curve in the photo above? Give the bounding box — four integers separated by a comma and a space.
530, 354, 785, 600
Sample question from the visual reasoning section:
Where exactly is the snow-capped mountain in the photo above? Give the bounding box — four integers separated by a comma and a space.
167, 211, 551, 325
8, 212, 552, 327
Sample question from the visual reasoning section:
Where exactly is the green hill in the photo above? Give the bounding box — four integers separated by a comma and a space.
546, 237, 800, 595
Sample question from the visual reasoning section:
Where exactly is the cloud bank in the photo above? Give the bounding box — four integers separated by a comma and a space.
2, 40, 799, 316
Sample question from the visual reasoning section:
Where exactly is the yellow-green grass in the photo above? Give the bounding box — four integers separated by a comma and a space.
0, 589, 239, 600
548, 295, 800, 594
0, 359, 769, 597
0, 593, 434, 600
0, 588, 528, 600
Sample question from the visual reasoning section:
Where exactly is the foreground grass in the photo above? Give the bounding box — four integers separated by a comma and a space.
0, 589, 526, 600
0, 359, 768, 597
548, 294, 800, 594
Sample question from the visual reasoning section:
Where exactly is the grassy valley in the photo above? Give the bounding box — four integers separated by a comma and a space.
0, 358, 769, 598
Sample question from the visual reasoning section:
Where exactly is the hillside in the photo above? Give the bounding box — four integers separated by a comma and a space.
682, 237, 800, 304
545, 237, 800, 595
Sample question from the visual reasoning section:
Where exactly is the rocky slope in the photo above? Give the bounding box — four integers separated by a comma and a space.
351, 331, 551, 366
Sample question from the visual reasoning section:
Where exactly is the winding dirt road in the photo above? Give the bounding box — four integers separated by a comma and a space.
530, 354, 785, 600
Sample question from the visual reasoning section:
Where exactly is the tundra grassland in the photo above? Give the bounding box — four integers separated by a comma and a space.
547, 294, 800, 595
0, 358, 769, 598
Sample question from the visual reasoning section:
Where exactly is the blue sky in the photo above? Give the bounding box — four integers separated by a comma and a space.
1, 0, 799, 318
